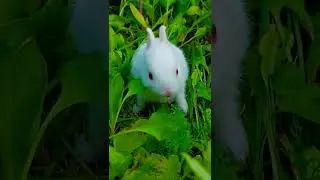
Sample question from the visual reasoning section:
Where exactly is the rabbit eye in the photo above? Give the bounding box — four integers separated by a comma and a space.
176, 69, 178, 76
148, 72, 153, 80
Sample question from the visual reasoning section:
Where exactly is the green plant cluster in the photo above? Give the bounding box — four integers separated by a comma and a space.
238, 0, 320, 179
109, 0, 212, 179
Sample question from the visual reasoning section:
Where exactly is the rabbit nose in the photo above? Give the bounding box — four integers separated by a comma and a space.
163, 89, 171, 97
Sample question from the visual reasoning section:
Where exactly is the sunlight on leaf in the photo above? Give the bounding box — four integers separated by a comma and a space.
129, 3, 148, 28
182, 153, 211, 180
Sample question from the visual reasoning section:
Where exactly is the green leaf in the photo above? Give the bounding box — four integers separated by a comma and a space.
109, 146, 133, 180
109, 27, 116, 52
113, 132, 148, 153
277, 94, 320, 124
259, 24, 280, 84
176, 0, 189, 15
197, 83, 211, 101
272, 64, 320, 99
109, 14, 128, 29
116, 34, 126, 49
182, 153, 211, 180
129, 3, 148, 28
273, 64, 320, 124
111, 109, 189, 141
0, 38, 47, 180
195, 26, 207, 38
109, 73, 124, 129
186, 6, 200, 16
127, 78, 144, 97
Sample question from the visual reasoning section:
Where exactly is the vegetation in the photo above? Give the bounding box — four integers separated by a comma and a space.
0, 0, 107, 179
1, 0, 320, 179
238, 0, 320, 179
109, 0, 212, 180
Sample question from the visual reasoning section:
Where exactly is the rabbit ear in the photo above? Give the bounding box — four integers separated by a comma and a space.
159, 25, 167, 42
146, 27, 155, 48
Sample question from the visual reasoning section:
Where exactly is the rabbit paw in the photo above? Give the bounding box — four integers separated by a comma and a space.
176, 93, 188, 114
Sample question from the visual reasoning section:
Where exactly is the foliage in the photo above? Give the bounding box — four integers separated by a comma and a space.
241, 0, 320, 179
109, 0, 212, 179
0, 0, 107, 179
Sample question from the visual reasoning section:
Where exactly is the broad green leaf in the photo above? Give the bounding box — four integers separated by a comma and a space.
127, 78, 144, 96
277, 94, 320, 124
272, 64, 320, 99
109, 27, 116, 52
128, 78, 167, 102
186, 6, 200, 16
109, 14, 128, 29
116, 34, 126, 49
259, 24, 280, 84
109, 146, 133, 180
111, 109, 189, 141
109, 73, 124, 129
113, 132, 148, 153
0, 38, 47, 180
43, 53, 107, 134
129, 3, 148, 28
182, 153, 211, 180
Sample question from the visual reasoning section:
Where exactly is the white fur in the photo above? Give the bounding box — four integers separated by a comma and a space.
213, 0, 249, 161
131, 25, 189, 113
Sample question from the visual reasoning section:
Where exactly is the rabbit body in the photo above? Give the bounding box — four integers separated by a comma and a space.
131, 26, 189, 113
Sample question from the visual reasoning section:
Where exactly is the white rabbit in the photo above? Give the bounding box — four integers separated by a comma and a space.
131, 25, 189, 114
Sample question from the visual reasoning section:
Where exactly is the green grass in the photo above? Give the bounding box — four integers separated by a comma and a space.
109, 0, 212, 179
